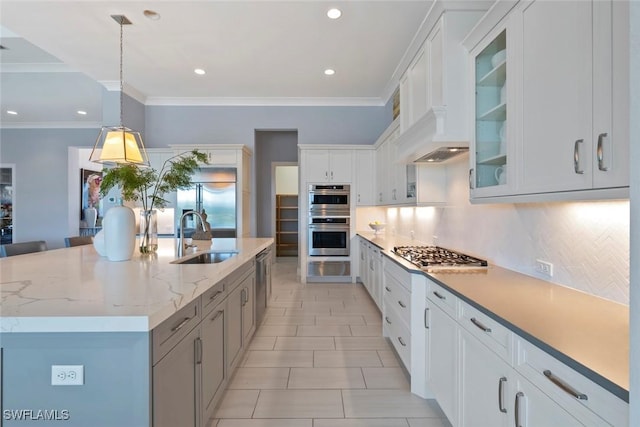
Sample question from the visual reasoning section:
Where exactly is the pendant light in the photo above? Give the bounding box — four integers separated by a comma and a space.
90, 14, 149, 166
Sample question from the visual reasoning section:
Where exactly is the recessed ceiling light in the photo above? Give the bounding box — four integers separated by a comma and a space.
324, 69, 336, 76
77, 110, 87, 115
143, 10, 161, 20
6, 110, 17, 115
194, 68, 206, 75
327, 8, 342, 19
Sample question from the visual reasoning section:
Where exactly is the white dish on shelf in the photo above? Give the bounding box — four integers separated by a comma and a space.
491, 49, 506, 68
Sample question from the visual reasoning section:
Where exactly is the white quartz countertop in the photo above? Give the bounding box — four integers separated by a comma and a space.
357, 232, 629, 400
0, 237, 273, 333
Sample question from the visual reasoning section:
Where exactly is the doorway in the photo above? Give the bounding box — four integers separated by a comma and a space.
273, 164, 299, 256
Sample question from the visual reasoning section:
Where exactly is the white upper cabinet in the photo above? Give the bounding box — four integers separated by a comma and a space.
465, 0, 629, 202
395, 5, 488, 164
354, 149, 375, 206
300, 148, 353, 184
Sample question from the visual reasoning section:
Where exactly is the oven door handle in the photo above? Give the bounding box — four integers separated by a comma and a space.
308, 225, 349, 230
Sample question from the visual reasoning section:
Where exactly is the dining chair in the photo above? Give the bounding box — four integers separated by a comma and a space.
64, 236, 94, 248
0, 240, 48, 257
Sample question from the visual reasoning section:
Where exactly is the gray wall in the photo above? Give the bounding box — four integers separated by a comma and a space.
144, 105, 388, 148
255, 131, 298, 237
0, 128, 98, 248
0, 103, 389, 248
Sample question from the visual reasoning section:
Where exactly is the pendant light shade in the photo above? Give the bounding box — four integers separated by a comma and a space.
90, 14, 149, 166
90, 126, 146, 164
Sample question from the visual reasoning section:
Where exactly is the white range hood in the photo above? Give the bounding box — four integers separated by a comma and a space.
394, 106, 469, 164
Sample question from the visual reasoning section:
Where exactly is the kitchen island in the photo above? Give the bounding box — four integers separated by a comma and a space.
0, 237, 273, 427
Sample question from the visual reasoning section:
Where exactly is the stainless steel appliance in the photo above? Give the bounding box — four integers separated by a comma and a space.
393, 246, 488, 269
255, 246, 272, 326
176, 168, 237, 238
308, 217, 350, 256
308, 184, 350, 215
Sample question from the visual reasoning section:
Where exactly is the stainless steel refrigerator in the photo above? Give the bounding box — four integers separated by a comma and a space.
176, 167, 237, 238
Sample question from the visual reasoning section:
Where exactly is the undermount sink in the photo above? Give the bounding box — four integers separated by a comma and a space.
173, 251, 238, 264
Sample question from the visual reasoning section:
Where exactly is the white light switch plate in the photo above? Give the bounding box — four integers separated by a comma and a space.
51, 365, 84, 386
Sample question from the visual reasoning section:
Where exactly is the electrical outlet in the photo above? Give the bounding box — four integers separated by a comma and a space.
433, 235, 439, 246
410, 230, 415, 240
51, 365, 84, 386
536, 259, 554, 277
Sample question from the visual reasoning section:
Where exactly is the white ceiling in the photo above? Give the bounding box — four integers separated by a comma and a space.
0, 1, 441, 126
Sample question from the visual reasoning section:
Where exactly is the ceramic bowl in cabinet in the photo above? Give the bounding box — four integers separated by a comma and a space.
491, 49, 506, 68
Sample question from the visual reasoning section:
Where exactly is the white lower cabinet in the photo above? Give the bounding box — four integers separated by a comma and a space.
357, 237, 382, 310
426, 300, 458, 425
422, 278, 624, 427
382, 259, 412, 372
459, 328, 510, 427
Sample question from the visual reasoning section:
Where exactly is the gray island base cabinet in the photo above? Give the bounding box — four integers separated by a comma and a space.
1, 332, 151, 427
153, 258, 256, 427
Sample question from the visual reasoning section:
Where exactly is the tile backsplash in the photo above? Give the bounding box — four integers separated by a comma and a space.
358, 160, 630, 305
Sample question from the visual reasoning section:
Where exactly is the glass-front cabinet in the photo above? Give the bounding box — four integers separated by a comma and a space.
0, 165, 14, 244
471, 28, 508, 196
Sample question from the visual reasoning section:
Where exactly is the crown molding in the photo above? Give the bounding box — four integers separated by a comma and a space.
0, 121, 101, 129
144, 96, 385, 107
98, 80, 148, 105
0, 63, 73, 73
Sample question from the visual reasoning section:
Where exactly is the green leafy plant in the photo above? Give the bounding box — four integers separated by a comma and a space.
99, 150, 209, 212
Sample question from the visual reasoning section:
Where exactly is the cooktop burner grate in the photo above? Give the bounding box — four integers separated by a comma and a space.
393, 246, 488, 268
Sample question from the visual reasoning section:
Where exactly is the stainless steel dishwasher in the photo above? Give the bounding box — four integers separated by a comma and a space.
255, 246, 272, 326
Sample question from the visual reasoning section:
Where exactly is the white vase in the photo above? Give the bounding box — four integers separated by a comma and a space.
93, 229, 107, 256
84, 207, 97, 228
103, 205, 136, 261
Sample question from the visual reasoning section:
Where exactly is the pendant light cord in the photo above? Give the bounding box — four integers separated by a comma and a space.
119, 17, 124, 128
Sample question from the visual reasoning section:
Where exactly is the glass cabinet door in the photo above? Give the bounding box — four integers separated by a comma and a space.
474, 30, 507, 189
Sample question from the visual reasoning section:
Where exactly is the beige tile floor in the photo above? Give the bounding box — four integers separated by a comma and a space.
210, 258, 452, 427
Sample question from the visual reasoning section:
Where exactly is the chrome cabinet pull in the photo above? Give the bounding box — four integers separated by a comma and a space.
331, 171, 334, 180
515, 392, 524, 427
244, 287, 250, 304
543, 370, 588, 400
470, 317, 492, 333
210, 310, 224, 322
398, 300, 406, 308
433, 291, 446, 300
469, 168, 475, 189
398, 337, 406, 347
574, 139, 584, 174
171, 317, 192, 333
385, 316, 392, 325
241, 288, 247, 306
424, 307, 430, 329
597, 132, 609, 171
498, 377, 507, 413
209, 290, 223, 301
195, 337, 203, 365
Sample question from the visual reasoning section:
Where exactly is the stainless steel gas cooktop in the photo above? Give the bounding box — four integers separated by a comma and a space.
392, 246, 488, 269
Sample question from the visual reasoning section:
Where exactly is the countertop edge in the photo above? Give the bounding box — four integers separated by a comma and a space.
356, 232, 629, 403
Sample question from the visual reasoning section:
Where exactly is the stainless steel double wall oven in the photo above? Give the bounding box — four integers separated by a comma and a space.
308, 184, 350, 257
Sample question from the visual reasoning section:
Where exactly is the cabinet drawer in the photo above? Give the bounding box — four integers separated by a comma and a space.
153, 298, 201, 364
516, 338, 628, 427
383, 274, 411, 328
383, 308, 411, 371
224, 258, 256, 293
458, 300, 512, 363
426, 279, 457, 318
202, 281, 226, 315
384, 258, 411, 292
